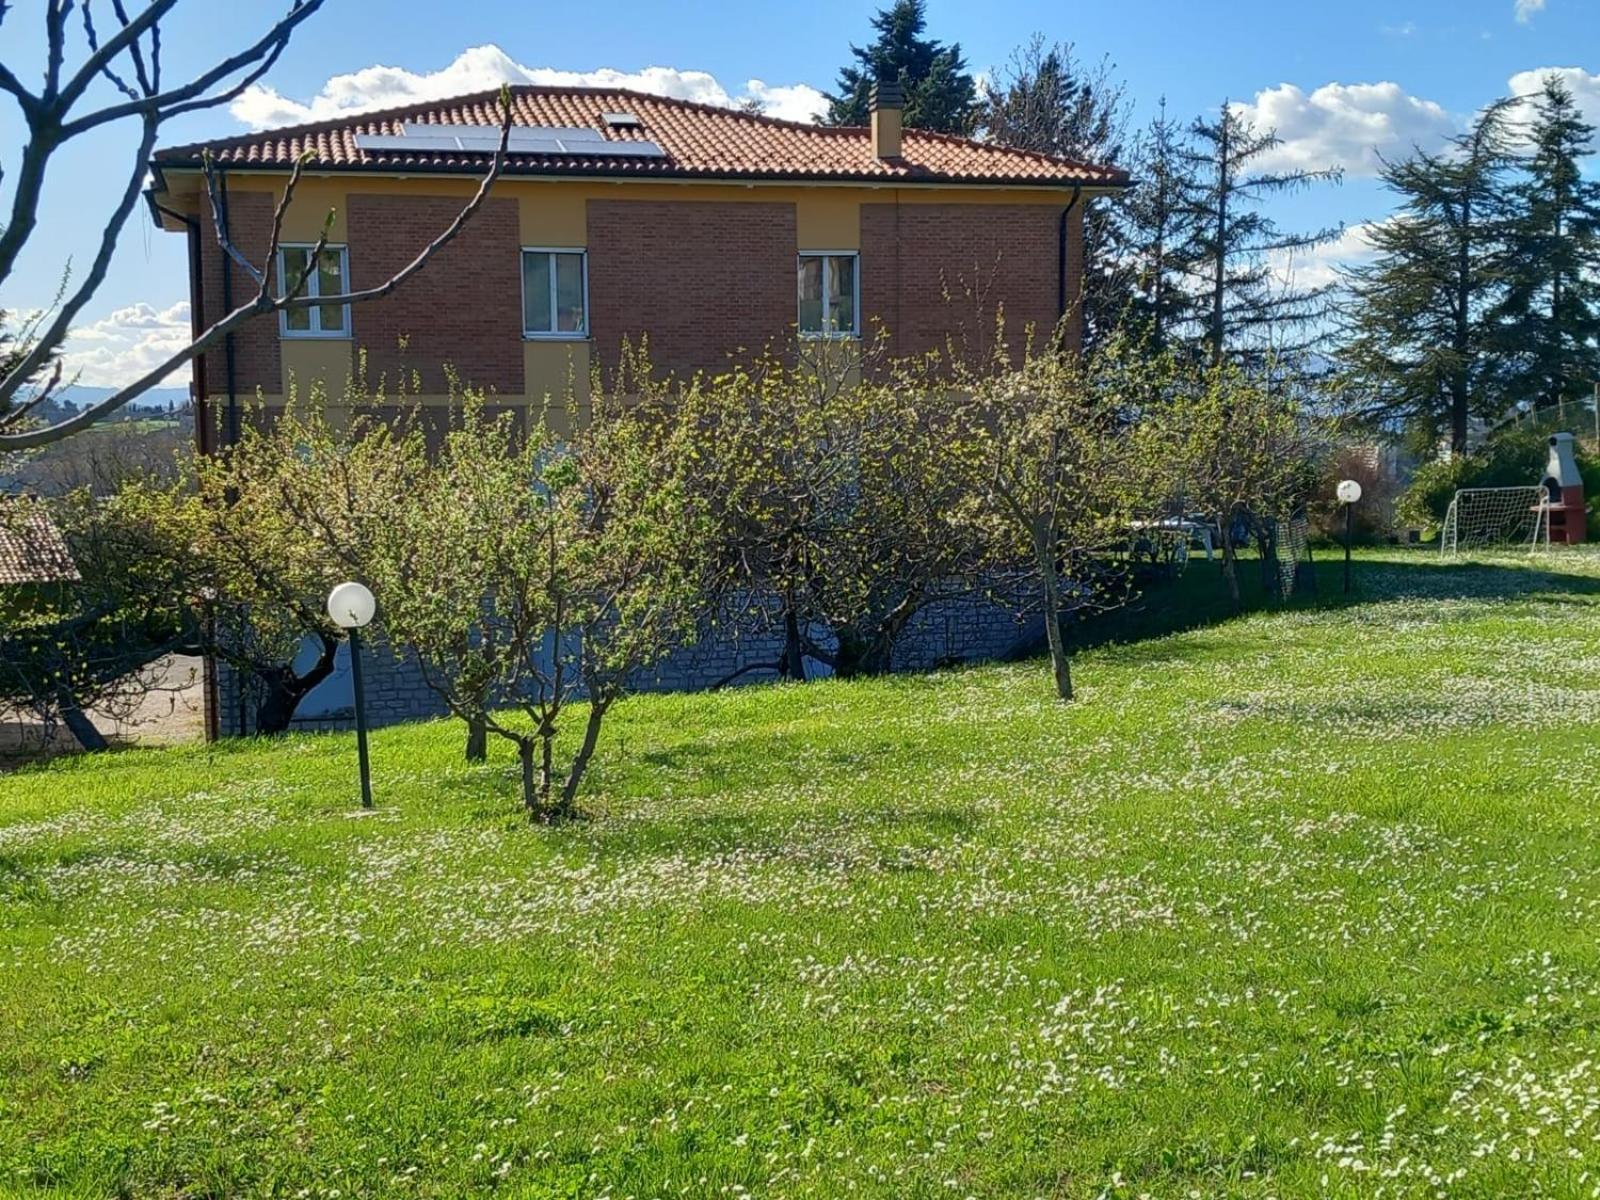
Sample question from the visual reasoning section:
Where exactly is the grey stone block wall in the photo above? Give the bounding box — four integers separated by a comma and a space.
215, 585, 1042, 737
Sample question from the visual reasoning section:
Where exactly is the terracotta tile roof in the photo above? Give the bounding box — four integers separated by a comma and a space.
0, 498, 79, 586
152, 86, 1128, 188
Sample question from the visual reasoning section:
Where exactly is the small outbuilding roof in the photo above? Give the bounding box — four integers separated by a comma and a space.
0, 497, 80, 585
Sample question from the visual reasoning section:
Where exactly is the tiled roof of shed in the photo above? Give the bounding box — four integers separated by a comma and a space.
0, 498, 79, 586
151, 86, 1128, 187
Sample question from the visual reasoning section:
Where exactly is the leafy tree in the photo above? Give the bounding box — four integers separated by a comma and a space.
981, 35, 1132, 349
1340, 102, 1517, 456
186, 395, 419, 735
956, 343, 1153, 701
1493, 76, 1600, 410
1181, 103, 1342, 365
682, 343, 986, 682
365, 387, 711, 820
1142, 356, 1318, 610
0, 485, 199, 751
823, 0, 977, 133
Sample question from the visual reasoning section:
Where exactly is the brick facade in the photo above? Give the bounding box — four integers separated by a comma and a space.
860, 202, 1070, 366
195, 188, 1079, 738
345, 194, 524, 395
197, 190, 281, 398
586, 199, 798, 381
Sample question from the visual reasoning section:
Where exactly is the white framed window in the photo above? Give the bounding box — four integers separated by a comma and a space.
522, 248, 589, 338
276, 244, 350, 339
798, 251, 859, 338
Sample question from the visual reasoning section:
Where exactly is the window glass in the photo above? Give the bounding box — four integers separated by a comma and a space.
554, 253, 585, 333
523, 251, 552, 333
278, 245, 348, 337
317, 249, 346, 332
797, 257, 824, 333
828, 255, 856, 336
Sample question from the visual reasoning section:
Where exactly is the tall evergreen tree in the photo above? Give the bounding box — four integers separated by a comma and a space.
1120, 99, 1204, 353
824, 0, 978, 134
981, 35, 1131, 349
1340, 102, 1517, 456
1493, 76, 1600, 409
1181, 104, 1342, 365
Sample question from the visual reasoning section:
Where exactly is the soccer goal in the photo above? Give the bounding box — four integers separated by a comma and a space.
1440, 486, 1549, 558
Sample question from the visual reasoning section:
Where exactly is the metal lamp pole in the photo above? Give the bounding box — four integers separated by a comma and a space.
327, 582, 377, 809
1336, 479, 1363, 596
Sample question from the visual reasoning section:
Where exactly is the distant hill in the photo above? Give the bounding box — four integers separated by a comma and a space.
50, 385, 190, 414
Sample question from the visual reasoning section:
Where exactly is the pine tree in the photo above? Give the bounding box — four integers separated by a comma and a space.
981, 35, 1131, 348
1493, 76, 1600, 410
1120, 100, 1204, 353
1340, 102, 1517, 456
1181, 103, 1342, 365
823, 0, 977, 134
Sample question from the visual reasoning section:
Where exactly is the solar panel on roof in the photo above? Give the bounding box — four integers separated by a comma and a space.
353, 122, 666, 158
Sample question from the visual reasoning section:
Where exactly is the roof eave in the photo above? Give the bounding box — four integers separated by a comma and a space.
147, 155, 1130, 192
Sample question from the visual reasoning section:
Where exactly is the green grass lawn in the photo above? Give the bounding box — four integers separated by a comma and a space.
7, 550, 1600, 1198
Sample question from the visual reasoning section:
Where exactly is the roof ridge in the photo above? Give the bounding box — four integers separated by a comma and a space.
154, 83, 872, 160
152, 83, 1126, 179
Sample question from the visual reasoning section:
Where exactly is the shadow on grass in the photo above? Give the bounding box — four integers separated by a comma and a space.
1066, 549, 1600, 662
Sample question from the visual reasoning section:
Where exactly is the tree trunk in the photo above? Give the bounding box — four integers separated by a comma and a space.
517, 738, 540, 820
559, 699, 610, 815
57, 692, 108, 752
778, 602, 808, 682
831, 626, 872, 679
464, 712, 487, 763
1218, 523, 1243, 611
252, 634, 340, 735
1036, 536, 1074, 702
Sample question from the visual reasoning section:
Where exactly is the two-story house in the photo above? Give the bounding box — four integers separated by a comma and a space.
144, 80, 1127, 733
148, 81, 1126, 440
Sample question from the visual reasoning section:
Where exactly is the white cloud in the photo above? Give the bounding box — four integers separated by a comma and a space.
1268, 221, 1388, 292
1507, 65, 1600, 128
60, 301, 192, 388
1514, 0, 1546, 23
230, 44, 825, 130
1230, 82, 1457, 177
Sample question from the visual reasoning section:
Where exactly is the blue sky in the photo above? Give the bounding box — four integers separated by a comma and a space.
2, 0, 1596, 388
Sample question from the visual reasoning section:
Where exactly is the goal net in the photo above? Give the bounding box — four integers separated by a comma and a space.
1440, 486, 1548, 558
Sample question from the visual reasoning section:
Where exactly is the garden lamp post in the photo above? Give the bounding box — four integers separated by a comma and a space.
327, 581, 377, 809
1336, 479, 1363, 595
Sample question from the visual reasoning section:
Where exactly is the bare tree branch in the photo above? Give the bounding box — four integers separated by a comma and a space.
0, 113, 159, 410
0, 92, 516, 451
58, 0, 324, 136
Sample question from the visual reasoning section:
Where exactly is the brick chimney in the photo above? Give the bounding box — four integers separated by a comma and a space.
870, 78, 904, 161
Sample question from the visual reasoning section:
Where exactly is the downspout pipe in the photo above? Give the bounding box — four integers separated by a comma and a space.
1057, 186, 1083, 351
217, 167, 240, 450
152, 196, 222, 743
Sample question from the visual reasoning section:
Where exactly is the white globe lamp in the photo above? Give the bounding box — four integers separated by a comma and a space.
327, 581, 376, 630
326, 581, 377, 808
